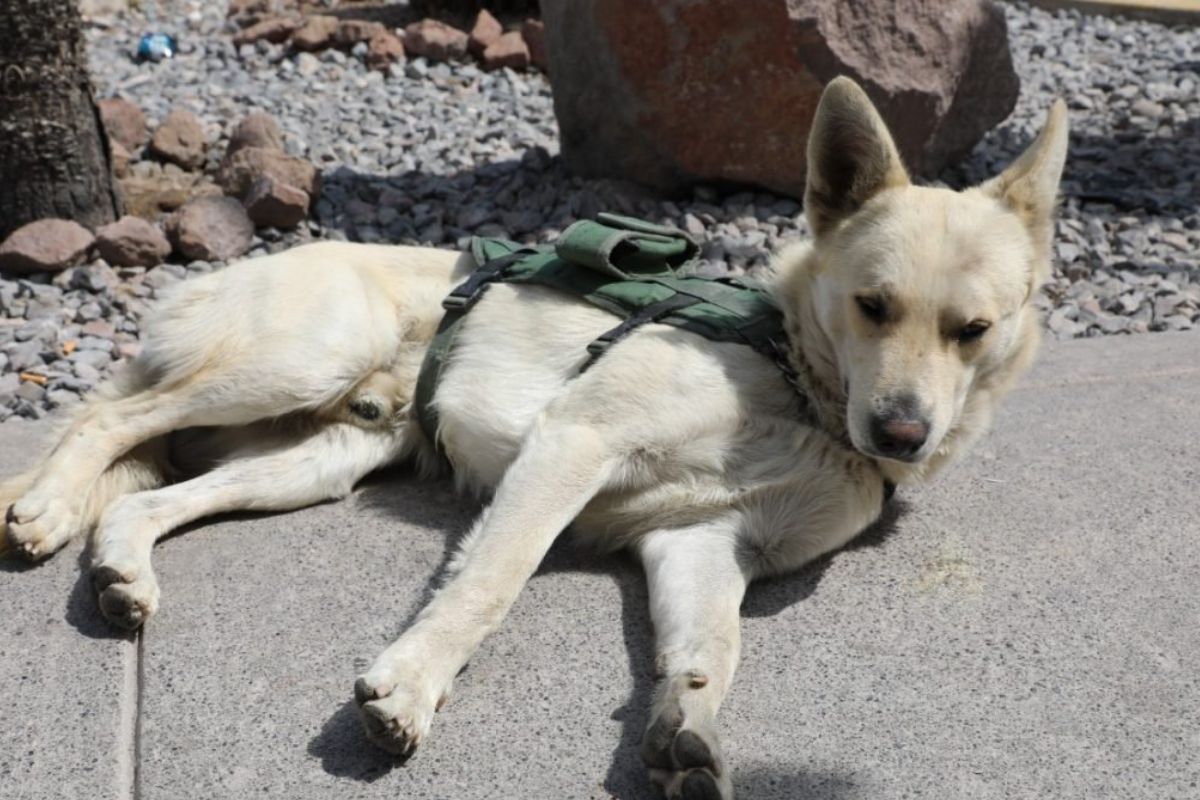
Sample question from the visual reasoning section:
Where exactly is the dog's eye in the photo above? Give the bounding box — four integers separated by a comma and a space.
957, 320, 991, 344
855, 295, 887, 324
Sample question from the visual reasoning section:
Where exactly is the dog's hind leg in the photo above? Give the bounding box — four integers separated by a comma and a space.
637, 521, 749, 800
90, 422, 406, 629
354, 419, 616, 758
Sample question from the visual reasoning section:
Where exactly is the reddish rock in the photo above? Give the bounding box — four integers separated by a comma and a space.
334, 19, 386, 47
167, 196, 255, 262
366, 30, 406, 71
110, 140, 131, 178
404, 19, 469, 61
228, 111, 284, 157
98, 97, 147, 151
521, 19, 547, 71
94, 216, 171, 267
217, 146, 321, 200
148, 109, 208, 171
482, 31, 530, 71
232, 16, 300, 45
468, 9, 503, 56
119, 171, 223, 219
292, 15, 339, 51
243, 176, 309, 229
0, 219, 94, 275
541, 0, 1019, 196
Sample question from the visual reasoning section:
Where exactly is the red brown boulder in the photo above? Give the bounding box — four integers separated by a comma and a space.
94, 216, 171, 267
468, 9, 503, 56
0, 219, 94, 274
367, 30, 406, 71
541, 0, 1019, 197
98, 97, 147, 151
217, 147, 320, 200
292, 15, 339, 51
243, 176, 309, 229
148, 109, 208, 171
228, 111, 285, 157
481, 31, 530, 71
167, 196, 255, 262
404, 19, 469, 61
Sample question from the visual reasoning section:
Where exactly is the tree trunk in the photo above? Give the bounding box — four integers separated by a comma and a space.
0, 0, 121, 241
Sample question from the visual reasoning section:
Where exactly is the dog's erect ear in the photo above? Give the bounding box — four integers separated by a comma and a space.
981, 100, 1069, 255
804, 77, 910, 237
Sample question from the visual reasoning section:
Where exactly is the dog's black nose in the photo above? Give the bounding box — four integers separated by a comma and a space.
869, 399, 929, 460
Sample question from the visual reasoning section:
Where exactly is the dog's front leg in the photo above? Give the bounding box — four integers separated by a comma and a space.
637, 520, 749, 800
354, 420, 615, 758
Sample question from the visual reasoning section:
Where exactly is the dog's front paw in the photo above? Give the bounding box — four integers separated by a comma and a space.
91, 558, 160, 630
353, 665, 442, 759
6, 494, 82, 561
642, 700, 733, 800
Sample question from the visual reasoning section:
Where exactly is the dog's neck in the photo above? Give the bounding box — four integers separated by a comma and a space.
771, 247, 852, 447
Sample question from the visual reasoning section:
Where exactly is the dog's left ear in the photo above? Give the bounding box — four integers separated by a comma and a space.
981, 100, 1070, 256
805, 76, 910, 237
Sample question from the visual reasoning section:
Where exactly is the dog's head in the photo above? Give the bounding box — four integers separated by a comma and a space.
796, 77, 1068, 472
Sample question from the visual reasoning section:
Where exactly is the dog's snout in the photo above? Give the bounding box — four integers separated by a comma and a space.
869, 395, 930, 460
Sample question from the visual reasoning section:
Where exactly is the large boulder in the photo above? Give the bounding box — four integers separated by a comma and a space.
541, 0, 1018, 197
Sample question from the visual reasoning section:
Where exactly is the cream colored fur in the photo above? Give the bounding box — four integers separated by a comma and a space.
0, 78, 1067, 799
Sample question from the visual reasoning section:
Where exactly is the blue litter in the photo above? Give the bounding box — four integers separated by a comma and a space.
136, 33, 178, 62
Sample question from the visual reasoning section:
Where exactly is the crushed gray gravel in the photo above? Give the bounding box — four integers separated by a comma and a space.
1, 0, 1196, 422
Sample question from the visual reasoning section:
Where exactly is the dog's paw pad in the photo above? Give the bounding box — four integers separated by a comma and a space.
91, 562, 159, 630
6, 497, 81, 561
643, 706, 731, 799
356, 691, 432, 760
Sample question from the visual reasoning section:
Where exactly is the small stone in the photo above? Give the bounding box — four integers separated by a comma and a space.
149, 109, 208, 171
521, 19, 547, 71
404, 19, 469, 62
296, 51, 321, 76
244, 176, 310, 229
292, 15, 339, 51
482, 31, 530, 72
232, 16, 300, 46
468, 9, 503, 57
167, 196, 255, 261
81, 320, 116, 339
217, 146, 321, 200
94, 216, 171, 268
0, 219, 95, 274
366, 30, 405, 72
98, 97, 147, 151
227, 111, 284, 157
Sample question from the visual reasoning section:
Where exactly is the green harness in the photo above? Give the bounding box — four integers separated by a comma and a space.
412, 213, 805, 451
412, 213, 895, 506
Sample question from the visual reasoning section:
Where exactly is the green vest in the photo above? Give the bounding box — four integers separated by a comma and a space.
412, 213, 799, 452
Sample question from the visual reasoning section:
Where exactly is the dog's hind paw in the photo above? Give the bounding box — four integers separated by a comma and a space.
353, 673, 437, 760
6, 496, 82, 561
642, 704, 733, 799
91, 561, 160, 630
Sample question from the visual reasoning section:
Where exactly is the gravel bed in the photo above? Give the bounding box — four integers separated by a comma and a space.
0, 0, 1196, 422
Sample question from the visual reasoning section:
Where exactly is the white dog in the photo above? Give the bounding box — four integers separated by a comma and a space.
1, 78, 1067, 799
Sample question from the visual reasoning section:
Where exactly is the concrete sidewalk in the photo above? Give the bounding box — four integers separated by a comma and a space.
1, 333, 1197, 800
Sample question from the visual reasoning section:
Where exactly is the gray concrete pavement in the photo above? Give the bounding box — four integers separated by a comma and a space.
1, 332, 1197, 800
0, 422, 137, 800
